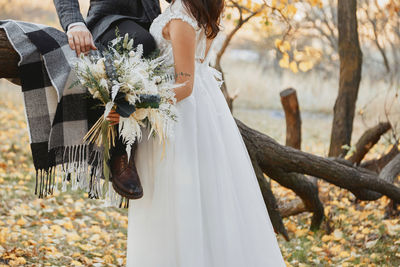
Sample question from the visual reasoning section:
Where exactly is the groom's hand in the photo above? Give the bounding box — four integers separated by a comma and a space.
67, 25, 97, 56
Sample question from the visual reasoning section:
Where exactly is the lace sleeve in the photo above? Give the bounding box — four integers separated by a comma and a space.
167, 0, 199, 31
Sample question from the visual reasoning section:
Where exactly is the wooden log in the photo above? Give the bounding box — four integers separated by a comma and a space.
278, 198, 307, 217
348, 122, 391, 164
0, 28, 19, 79
280, 88, 302, 149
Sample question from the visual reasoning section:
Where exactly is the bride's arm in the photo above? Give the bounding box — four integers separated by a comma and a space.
167, 19, 196, 103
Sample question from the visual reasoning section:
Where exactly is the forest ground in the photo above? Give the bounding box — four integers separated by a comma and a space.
0, 60, 399, 267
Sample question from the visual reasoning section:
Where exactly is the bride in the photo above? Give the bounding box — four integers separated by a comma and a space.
110, 0, 287, 266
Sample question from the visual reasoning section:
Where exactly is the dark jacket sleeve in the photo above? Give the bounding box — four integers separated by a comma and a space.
53, 0, 86, 32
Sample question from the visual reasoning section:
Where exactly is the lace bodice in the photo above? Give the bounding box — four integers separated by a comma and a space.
149, 0, 211, 66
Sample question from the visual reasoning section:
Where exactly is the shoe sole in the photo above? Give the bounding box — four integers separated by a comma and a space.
112, 181, 144, 200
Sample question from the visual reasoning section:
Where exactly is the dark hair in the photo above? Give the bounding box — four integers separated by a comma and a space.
176, 0, 224, 39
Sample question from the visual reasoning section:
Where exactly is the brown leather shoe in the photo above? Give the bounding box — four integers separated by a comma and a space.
110, 141, 143, 199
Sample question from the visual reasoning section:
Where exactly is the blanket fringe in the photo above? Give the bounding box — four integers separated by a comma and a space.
34, 144, 130, 209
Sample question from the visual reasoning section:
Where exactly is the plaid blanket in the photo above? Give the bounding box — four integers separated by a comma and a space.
0, 20, 129, 208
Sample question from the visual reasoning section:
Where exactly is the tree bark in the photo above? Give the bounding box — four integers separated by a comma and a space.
329, 0, 363, 157
361, 143, 399, 172
249, 151, 290, 240
348, 122, 391, 164
0, 28, 19, 79
379, 153, 400, 183
280, 88, 302, 150
236, 119, 400, 203
278, 198, 306, 217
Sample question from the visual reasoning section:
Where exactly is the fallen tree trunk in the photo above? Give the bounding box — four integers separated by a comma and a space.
348, 122, 391, 164
236, 119, 400, 203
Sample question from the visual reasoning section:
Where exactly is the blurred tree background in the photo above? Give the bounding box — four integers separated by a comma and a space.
0, 0, 400, 266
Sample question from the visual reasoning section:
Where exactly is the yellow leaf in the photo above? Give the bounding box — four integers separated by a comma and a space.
321, 235, 333, 242
275, 39, 283, 49
287, 4, 297, 16
311, 246, 323, 252
289, 61, 299, 73
285, 221, 297, 232
299, 61, 313, 72
16, 217, 26, 226
63, 221, 74, 230
104, 255, 114, 264
279, 53, 290, 68
295, 229, 308, 237
70, 260, 83, 266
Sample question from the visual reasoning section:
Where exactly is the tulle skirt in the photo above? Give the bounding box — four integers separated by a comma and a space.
126, 63, 286, 267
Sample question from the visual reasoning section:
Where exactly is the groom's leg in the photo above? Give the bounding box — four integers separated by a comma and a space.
98, 19, 157, 57
95, 19, 155, 198
98, 18, 158, 152
87, 18, 157, 131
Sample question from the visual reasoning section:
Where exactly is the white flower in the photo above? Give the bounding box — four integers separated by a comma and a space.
100, 78, 109, 91
110, 36, 122, 47
104, 101, 114, 119
123, 33, 129, 49
154, 76, 162, 84
129, 51, 135, 58
93, 91, 100, 99
92, 58, 106, 78
133, 109, 149, 121
127, 39, 134, 50
111, 84, 121, 101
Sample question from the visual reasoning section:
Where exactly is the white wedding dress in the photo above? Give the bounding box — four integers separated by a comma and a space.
126, 1, 286, 266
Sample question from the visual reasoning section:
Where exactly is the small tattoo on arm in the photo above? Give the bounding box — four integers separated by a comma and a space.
175, 72, 192, 79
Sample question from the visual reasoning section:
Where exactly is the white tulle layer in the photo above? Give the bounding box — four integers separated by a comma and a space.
126, 62, 286, 267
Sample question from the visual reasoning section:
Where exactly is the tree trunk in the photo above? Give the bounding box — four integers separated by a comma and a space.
329, 0, 363, 157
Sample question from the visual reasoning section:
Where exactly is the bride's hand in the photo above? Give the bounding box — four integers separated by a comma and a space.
106, 110, 120, 126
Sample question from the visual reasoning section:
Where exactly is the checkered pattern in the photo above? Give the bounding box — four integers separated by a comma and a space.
0, 20, 129, 208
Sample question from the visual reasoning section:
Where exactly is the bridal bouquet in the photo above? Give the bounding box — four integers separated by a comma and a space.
73, 32, 179, 187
